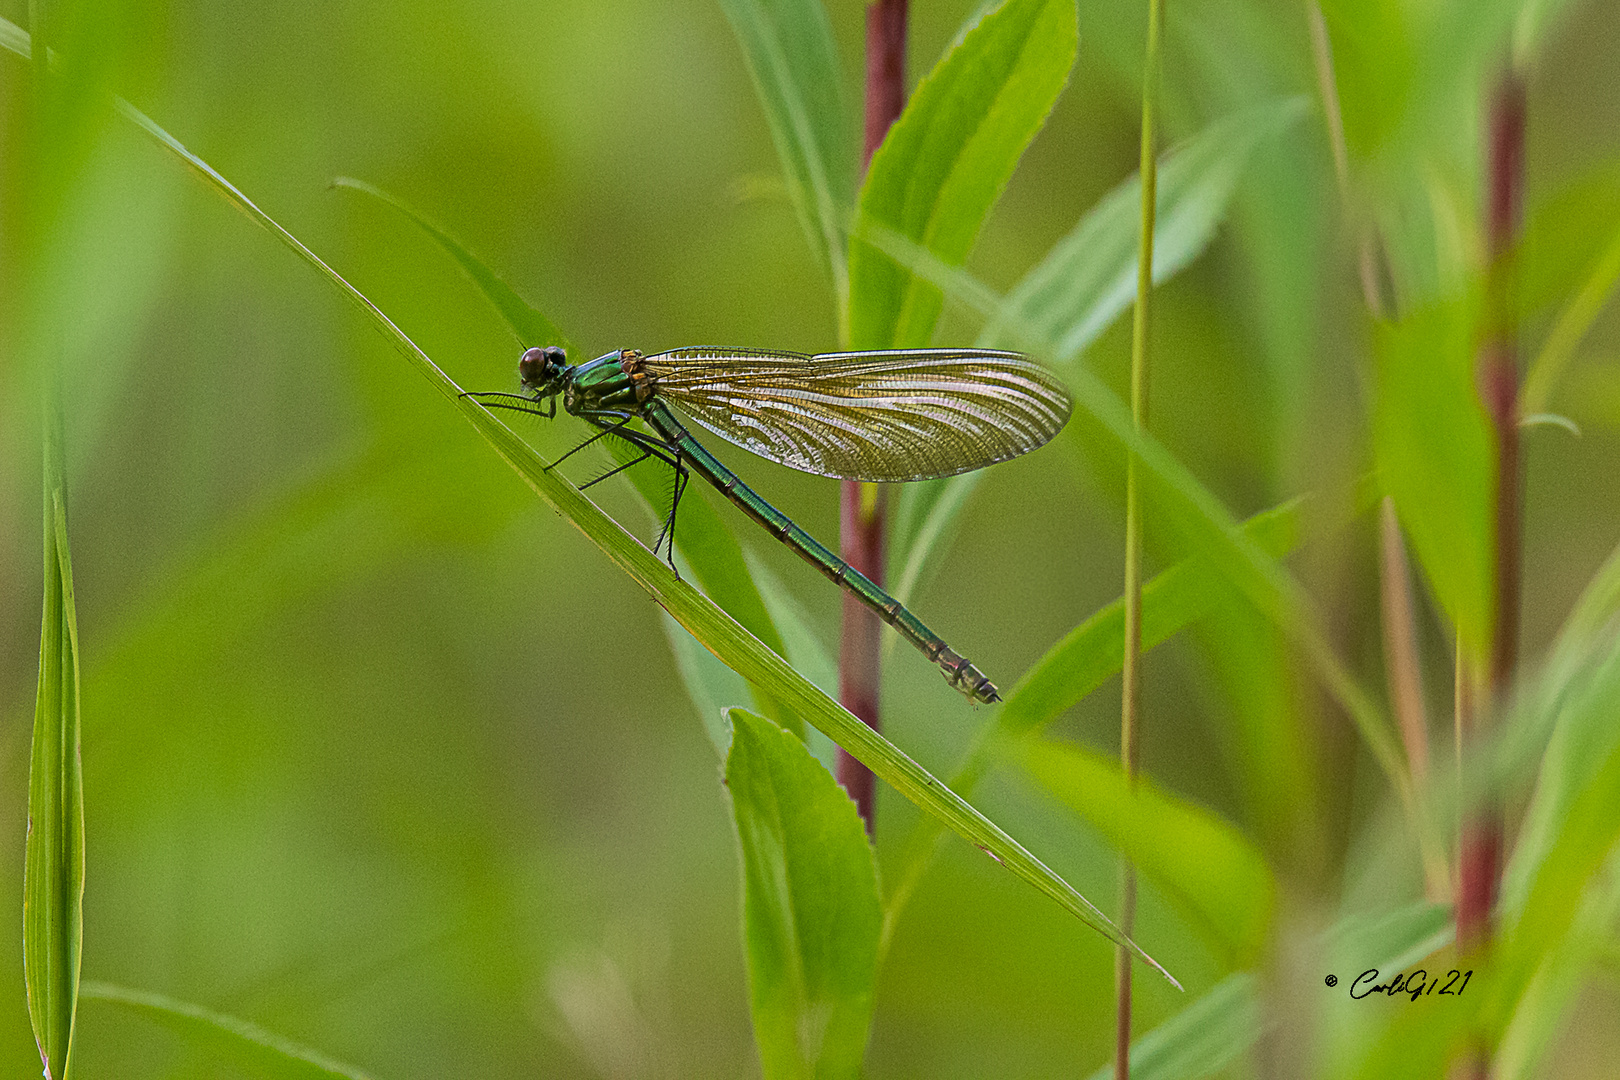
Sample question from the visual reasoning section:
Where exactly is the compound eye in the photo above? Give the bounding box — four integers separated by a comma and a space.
541, 345, 567, 366
518, 346, 550, 387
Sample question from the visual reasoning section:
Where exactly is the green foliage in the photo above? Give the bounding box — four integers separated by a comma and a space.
987, 97, 1307, 365
1373, 293, 1495, 654
726, 709, 881, 1079
1019, 738, 1275, 963
718, 0, 854, 308
848, 0, 1078, 350
7, 0, 1620, 1074
26, 397, 85, 1080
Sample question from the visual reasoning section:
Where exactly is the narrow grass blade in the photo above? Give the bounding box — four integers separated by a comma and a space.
26, 397, 86, 1080
717, 0, 853, 307
331, 177, 572, 352
80, 982, 375, 1080
726, 710, 880, 1079
987, 98, 1307, 363
7, 25, 1174, 982
848, 0, 1077, 349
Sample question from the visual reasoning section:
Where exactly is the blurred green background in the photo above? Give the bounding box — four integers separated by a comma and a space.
2, 0, 1619, 1075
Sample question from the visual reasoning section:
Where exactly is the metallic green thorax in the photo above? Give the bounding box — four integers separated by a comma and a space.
560, 348, 999, 703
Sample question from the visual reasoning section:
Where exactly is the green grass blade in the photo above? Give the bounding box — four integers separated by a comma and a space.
717, 0, 853, 311
987, 98, 1307, 362
1019, 738, 1276, 963
726, 710, 881, 1079
331, 176, 573, 353
848, 0, 1077, 350
80, 982, 376, 1080
26, 395, 86, 1080
12, 26, 1173, 984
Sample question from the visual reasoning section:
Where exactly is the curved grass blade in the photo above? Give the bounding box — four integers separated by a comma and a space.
26, 393, 86, 1080
80, 982, 375, 1080
985, 98, 1308, 363
727, 709, 880, 1079
717, 0, 853, 312
331, 176, 572, 354
5, 29, 1177, 986
848, 0, 1078, 350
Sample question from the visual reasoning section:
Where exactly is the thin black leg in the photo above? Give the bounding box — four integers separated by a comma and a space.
580, 448, 652, 490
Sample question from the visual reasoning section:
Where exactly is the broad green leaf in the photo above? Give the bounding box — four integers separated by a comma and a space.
726, 709, 881, 1079
331, 177, 572, 354
886, 100, 1304, 598
848, 0, 1077, 350
1019, 739, 1275, 963
986, 97, 1308, 363
717, 0, 852, 309
26, 395, 86, 1080
1372, 292, 1494, 653
80, 982, 375, 1080
27, 28, 1171, 981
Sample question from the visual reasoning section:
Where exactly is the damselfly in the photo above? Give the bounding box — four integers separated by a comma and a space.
467, 346, 1072, 702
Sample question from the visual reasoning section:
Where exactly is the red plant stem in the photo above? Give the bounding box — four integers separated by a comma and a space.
1457, 70, 1523, 962
838, 0, 907, 833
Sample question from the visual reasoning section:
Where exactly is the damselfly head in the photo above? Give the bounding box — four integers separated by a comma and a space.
519, 345, 568, 394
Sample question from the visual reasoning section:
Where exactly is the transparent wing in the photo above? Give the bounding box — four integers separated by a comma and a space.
640, 347, 1073, 482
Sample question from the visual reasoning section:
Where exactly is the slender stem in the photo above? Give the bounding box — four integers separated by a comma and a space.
838, 0, 908, 834
1455, 64, 1525, 1080
1307, 3, 1394, 321
1116, 0, 1162, 1074
1379, 499, 1448, 899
